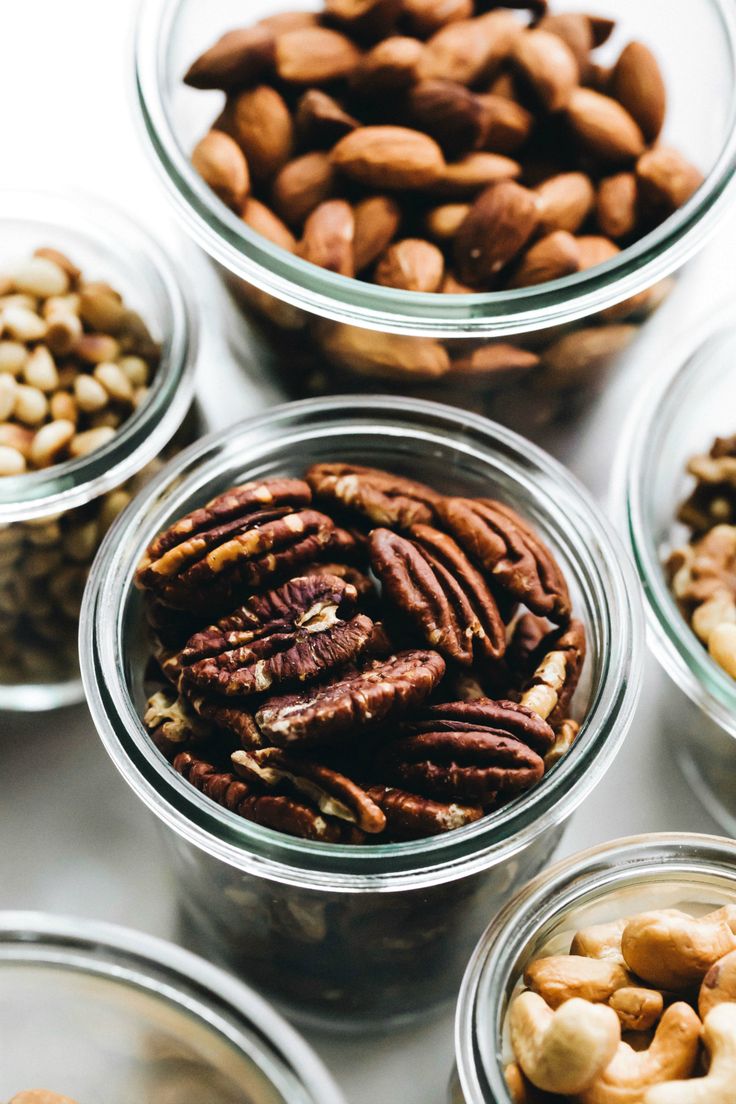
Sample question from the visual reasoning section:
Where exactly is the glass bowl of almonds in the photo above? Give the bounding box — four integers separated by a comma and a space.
621, 326, 736, 836
0, 190, 198, 711
135, 0, 736, 435
0, 911, 344, 1104
81, 396, 642, 1029
452, 832, 736, 1104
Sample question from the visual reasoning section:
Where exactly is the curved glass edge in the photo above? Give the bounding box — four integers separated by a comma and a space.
0, 911, 345, 1104
0, 188, 199, 523
132, 0, 736, 336
454, 832, 736, 1104
81, 396, 644, 888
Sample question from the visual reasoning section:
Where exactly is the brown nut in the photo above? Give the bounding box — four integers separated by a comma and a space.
432, 151, 521, 198
225, 85, 293, 180
597, 172, 638, 240
524, 954, 632, 1009
418, 10, 521, 87
535, 171, 595, 234
183, 26, 276, 90
332, 125, 446, 189
307, 461, 441, 528
636, 147, 704, 215
272, 152, 337, 227
507, 230, 580, 288
404, 79, 485, 159
350, 35, 425, 96
610, 41, 666, 143
275, 26, 362, 84
241, 198, 297, 252
324, 0, 402, 40
352, 194, 402, 271
374, 238, 445, 292
609, 987, 664, 1033
299, 199, 355, 276
365, 783, 482, 838
511, 28, 579, 113
566, 88, 646, 165
520, 618, 586, 723
192, 130, 250, 210
454, 180, 539, 285
313, 320, 451, 380
402, 0, 473, 39
295, 89, 359, 148
477, 94, 534, 155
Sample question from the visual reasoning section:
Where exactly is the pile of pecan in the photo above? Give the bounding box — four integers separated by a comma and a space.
184, 0, 701, 296
136, 463, 585, 844
667, 434, 736, 682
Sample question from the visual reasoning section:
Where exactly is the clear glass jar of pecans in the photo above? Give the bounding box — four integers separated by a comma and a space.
81, 397, 643, 1029
135, 0, 736, 437
0, 912, 344, 1104
0, 192, 197, 711
451, 833, 736, 1104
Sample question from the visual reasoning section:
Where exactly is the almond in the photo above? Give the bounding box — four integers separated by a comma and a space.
353, 195, 402, 271
324, 0, 402, 40
272, 152, 337, 226
300, 200, 355, 276
487, 71, 519, 101
258, 12, 320, 34
425, 203, 471, 240
402, 0, 473, 39
275, 27, 362, 84
576, 234, 619, 270
404, 80, 485, 159
332, 126, 446, 188
596, 172, 638, 239
241, 198, 297, 252
295, 90, 359, 148
184, 26, 275, 90
454, 180, 539, 285
351, 36, 425, 96
588, 15, 616, 47
636, 147, 704, 214
610, 41, 666, 143
418, 11, 521, 87
314, 320, 451, 379
441, 271, 475, 293
508, 230, 580, 288
535, 171, 595, 233
191, 130, 250, 210
226, 86, 293, 180
447, 343, 540, 387
540, 324, 636, 388
374, 238, 445, 291
432, 152, 521, 197
566, 88, 645, 164
537, 13, 593, 76
477, 94, 534, 155
511, 29, 579, 112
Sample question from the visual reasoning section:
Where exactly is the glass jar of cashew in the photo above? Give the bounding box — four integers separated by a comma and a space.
451, 833, 736, 1104
0, 192, 197, 711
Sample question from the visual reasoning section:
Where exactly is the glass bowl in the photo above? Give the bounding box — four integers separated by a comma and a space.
451, 832, 736, 1104
0, 911, 344, 1103
80, 396, 643, 1030
0, 189, 198, 711
134, 0, 736, 434
619, 325, 736, 835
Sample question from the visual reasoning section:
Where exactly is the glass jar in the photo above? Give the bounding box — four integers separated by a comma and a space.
0, 911, 344, 1103
134, 0, 736, 436
0, 190, 197, 711
619, 325, 736, 835
451, 832, 736, 1104
81, 396, 643, 1030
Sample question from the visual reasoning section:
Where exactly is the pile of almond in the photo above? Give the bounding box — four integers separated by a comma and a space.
185, 0, 703, 296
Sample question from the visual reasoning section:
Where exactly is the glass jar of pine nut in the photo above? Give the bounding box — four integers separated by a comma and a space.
0, 192, 197, 711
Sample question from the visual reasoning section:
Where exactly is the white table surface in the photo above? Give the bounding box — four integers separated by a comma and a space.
2, 3, 733, 1101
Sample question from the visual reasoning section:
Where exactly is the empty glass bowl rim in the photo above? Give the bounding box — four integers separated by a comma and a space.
133, 0, 736, 336
0, 910, 344, 1104
81, 395, 643, 890
454, 831, 736, 1104
0, 188, 198, 522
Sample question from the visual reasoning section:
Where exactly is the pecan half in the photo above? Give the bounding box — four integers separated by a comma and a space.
301, 561, 378, 605
179, 574, 374, 697
256, 649, 446, 747
143, 689, 213, 759
370, 525, 505, 665
366, 784, 483, 839
436, 497, 571, 622
306, 462, 441, 528
678, 436, 736, 535
183, 688, 265, 749
520, 618, 586, 722
232, 747, 386, 833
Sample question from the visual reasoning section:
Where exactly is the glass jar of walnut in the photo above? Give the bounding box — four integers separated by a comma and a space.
81, 397, 643, 1029
0, 192, 197, 711
134, 0, 736, 438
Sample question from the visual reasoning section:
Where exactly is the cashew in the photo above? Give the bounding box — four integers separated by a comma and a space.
609, 987, 664, 1033
578, 1002, 702, 1104
622, 908, 736, 989
700, 949, 736, 1019
644, 1003, 736, 1104
504, 1062, 562, 1103
509, 992, 620, 1095
571, 919, 628, 962
524, 955, 631, 1008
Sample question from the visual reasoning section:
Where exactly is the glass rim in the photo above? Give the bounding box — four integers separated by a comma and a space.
80, 395, 644, 891
454, 831, 736, 1104
616, 322, 736, 739
0, 909, 344, 1104
133, 0, 736, 338
0, 187, 198, 523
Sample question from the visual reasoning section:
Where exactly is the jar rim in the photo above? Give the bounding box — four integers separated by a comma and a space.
81, 395, 644, 891
0, 909, 344, 1104
0, 188, 198, 522
454, 831, 736, 1104
133, 0, 736, 338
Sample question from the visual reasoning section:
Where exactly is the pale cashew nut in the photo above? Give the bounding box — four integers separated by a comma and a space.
622, 907, 736, 989
524, 955, 631, 1009
644, 1003, 736, 1104
700, 948, 736, 1019
609, 987, 664, 1033
504, 1063, 561, 1103
578, 1002, 702, 1104
571, 918, 627, 962
509, 992, 620, 1095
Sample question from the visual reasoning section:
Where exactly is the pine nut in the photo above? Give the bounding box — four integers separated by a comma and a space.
74, 373, 108, 412
94, 361, 134, 403
30, 419, 75, 468
0, 446, 26, 476
12, 256, 70, 298
23, 346, 58, 392
13, 384, 48, 426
